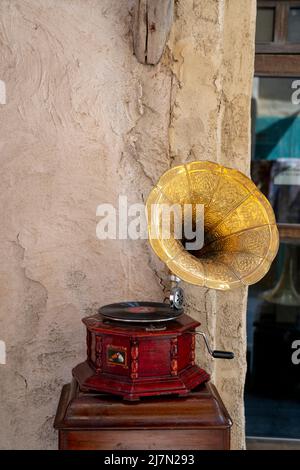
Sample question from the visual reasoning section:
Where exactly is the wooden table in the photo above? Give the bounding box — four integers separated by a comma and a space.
54, 379, 232, 450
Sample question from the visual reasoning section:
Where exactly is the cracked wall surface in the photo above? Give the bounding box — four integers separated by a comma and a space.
0, 0, 255, 449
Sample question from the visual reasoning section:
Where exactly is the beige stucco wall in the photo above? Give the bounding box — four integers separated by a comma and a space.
0, 0, 256, 449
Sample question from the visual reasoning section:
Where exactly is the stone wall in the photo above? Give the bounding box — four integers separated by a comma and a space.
0, 0, 256, 449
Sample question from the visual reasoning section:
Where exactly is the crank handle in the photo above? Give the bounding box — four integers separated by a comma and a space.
194, 331, 234, 360
211, 350, 234, 359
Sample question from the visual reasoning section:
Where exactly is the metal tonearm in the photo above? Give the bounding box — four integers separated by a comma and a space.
169, 274, 184, 310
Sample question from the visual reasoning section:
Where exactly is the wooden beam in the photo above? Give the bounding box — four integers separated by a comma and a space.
133, 0, 174, 65
278, 223, 300, 242
255, 54, 300, 76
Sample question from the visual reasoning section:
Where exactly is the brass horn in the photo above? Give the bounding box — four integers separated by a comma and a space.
146, 161, 279, 290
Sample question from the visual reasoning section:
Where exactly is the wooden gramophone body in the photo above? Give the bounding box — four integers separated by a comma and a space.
73, 313, 209, 401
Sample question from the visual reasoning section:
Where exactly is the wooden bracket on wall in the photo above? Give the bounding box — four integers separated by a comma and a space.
133, 0, 174, 65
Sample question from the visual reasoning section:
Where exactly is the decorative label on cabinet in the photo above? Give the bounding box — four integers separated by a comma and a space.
107, 345, 127, 368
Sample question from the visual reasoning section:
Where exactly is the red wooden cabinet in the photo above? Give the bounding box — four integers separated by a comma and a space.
54, 380, 232, 450
73, 314, 209, 401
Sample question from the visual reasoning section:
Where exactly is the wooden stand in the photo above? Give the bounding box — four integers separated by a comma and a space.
54, 379, 232, 450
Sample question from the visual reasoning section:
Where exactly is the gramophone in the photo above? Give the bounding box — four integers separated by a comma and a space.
73, 161, 278, 400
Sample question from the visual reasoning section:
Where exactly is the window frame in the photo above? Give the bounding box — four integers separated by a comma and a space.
255, 1, 300, 76
256, 0, 300, 54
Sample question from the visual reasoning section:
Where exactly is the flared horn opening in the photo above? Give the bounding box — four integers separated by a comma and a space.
146, 161, 279, 290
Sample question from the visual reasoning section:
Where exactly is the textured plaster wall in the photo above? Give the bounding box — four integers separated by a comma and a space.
0, 0, 256, 449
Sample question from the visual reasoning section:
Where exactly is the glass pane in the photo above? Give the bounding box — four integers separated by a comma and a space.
252, 77, 300, 162
288, 7, 300, 43
245, 242, 300, 440
246, 77, 300, 442
256, 7, 275, 43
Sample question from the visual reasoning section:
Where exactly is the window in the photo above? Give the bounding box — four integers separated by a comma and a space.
256, 1, 300, 53
255, 0, 300, 76
245, 1, 300, 448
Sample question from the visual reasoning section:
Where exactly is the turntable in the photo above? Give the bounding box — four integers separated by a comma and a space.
73, 161, 279, 400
